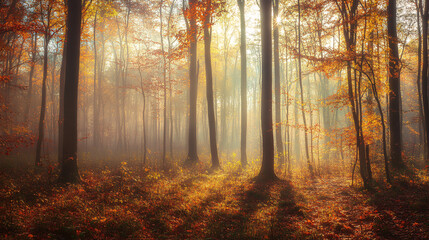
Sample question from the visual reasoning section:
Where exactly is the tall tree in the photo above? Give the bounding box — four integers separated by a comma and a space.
58, 29, 66, 166
160, 0, 167, 166
336, 0, 370, 187
24, 33, 37, 123
415, 0, 426, 161
35, 0, 52, 167
273, 0, 284, 169
185, 0, 199, 164
387, 0, 404, 169
204, 0, 220, 169
167, 0, 175, 160
297, 0, 313, 176
137, 66, 147, 166
257, 0, 277, 181
58, 0, 82, 183
237, 0, 247, 167
93, 9, 99, 150
421, 0, 429, 168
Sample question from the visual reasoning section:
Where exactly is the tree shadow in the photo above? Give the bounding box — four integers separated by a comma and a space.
205, 178, 303, 239
367, 181, 429, 239
270, 180, 307, 239
136, 173, 305, 239
205, 180, 274, 239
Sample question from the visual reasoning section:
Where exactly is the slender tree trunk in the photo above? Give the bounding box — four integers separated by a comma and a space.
99, 24, 105, 151
421, 0, 429, 168
358, 16, 372, 181
93, 10, 99, 150
111, 42, 122, 150
204, 0, 220, 169
186, 0, 199, 164
58, 31, 66, 166
51, 46, 57, 155
369, 73, 391, 183
160, 0, 167, 166
416, 0, 426, 161
387, 0, 404, 169
168, 0, 175, 160
143, 91, 147, 165
220, 21, 230, 152
237, 0, 247, 167
35, 10, 51, 167
297, 0, 314, 176
123, 7, 131, 154
273, 0, 284, 169
138, 69, 147, 166
285, 33, 291, 174
25, 33, 37, 123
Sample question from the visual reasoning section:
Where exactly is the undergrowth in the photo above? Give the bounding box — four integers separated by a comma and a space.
0, 160, 428, 239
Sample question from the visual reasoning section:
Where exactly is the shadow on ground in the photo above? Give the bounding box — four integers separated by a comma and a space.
367, 179, 429, 240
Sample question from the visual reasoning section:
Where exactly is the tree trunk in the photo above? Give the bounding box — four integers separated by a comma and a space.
368, 71, 391, 183
387, 0, 404, 169
35, 9, 51, 167
336, 0, 369, 187
138, 69, 147, 166
297, 0, 314, 177
93, 10, 99, 150
112, 42, 122, 151
186, 0, 199, 164
24, 33, 37, 123
50, 45, 58, 156
416, 0, 426, 162
58, 0, 82, 183
237, 0, 247, 167
257, 0, 277, 181
168, 0, 175, 160
284, 33, 291, 174
204, 0, 220, 169
58, 31, 66, 166
273, 0, 284, 169
160, 0, 167, 166
421, 0, 429, 168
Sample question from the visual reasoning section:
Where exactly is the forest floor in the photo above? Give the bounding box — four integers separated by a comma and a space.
1, 160, 428, 239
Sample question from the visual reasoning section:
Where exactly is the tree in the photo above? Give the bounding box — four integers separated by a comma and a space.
24, 33, 37, 123
415, 0, 426, 161
335, 0, 370, 188
58, 27, 66, 167
204, 0, 221, 170
35, 0, 53, 167
237, 0, 247, 168
387, 0, 404, 170
137, 66, 147, 166
257, 0, 277, 181
58, 0, 82, 183
421, 0, 429, 168
297, 0, 313, 177
160, 0, 167, 166
92, 6, 99, 150
167, 0, 176, 161
273, 0, 284, 170
185, 0, 199, 165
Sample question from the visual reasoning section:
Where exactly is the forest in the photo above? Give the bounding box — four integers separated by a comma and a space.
1, 0, 429, 239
